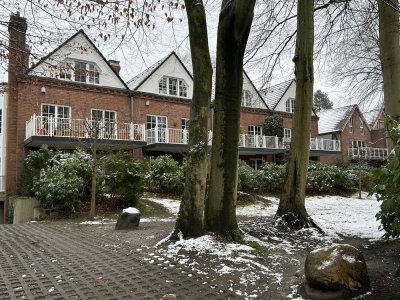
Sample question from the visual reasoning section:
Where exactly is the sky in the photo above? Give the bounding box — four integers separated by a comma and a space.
0, 0, 376, 110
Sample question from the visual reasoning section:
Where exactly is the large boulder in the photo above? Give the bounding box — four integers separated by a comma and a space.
115, 207, 140, 230
305, 244, 370, 299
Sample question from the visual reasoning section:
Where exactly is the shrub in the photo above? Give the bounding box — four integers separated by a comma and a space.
145, 155, 184, 194
371, 117, 400, 238
33, 150, 93, 215
238, 160, 262, 191
103, 152, 144, 206
258, 162, 285, 192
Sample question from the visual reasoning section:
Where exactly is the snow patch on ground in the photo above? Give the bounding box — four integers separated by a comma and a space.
79, 219, 116, 225
140, 217, 175, 223
237, 197, 279, 217
145, 198, 180, 215
122, 207, 140, 214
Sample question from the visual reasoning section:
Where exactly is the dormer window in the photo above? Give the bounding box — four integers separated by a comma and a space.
242, 90, 252, 107
159, 76, 188, 98
285, 98, 295, 113
59, 60, 100, 84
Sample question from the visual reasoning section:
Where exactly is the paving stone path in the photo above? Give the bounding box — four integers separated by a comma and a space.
0, 224, 235, 300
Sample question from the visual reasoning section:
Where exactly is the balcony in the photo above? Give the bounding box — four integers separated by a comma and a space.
25, 114, 146, 150
348, 147, 388, 161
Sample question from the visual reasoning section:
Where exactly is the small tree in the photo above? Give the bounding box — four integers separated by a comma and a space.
313, 90, 333, 112
263, 115, 284, 137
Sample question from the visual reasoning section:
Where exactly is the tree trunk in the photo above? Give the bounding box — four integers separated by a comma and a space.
90, 141, 97, 219
378, 0, 400, 150
205, 0, 255, 240
173, 0, 213, 238
276, 0, 318, 230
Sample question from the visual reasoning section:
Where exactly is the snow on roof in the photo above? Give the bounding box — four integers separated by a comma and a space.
127, 53, 172, 90
260, 79, 294, 109
318, 104, 356, 134
363, 108, 382, 127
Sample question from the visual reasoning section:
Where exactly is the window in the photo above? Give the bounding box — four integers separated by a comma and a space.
284, 128, 292, 140
248, 125, 262, 136
181, 118, 190, 130
360, 117, 364, 135
146, 115, 167, 143
74, 61, 87, 83
91, 109, 116, 138
242, 90, 252, 107
41, 104, 71, 132
285, 98, 295, 113
59, 61, 100, 84
349, 117, 353, 133
350, 140, 367, 148
159, 77, 188, 98
250, 158, 264, 171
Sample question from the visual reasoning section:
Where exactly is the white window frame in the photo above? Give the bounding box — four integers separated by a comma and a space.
90, 109, 117, 138
285, 98, 295, 113
158, 76, 188, 98
147, 114, 168, 143
350, 140, 367, 148
248, 125, 262, 136
41, 104, 71, 132
59, 60, 100, 85
181, 118, 190, 130
360, 117, 365, 135
242, 90, 252, 107
349, 117, 353, 133
284, 128, 292, 140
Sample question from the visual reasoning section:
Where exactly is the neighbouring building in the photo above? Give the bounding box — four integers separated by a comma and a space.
363, 107, 387, 149
318, 104, 388, 164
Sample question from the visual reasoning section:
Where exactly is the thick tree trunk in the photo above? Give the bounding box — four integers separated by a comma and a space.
205, 0, 255, 240
378, 0, 400, 150
276, 0, 318, 230
173, 0, 212, 238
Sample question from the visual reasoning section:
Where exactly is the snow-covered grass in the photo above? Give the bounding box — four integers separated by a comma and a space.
145, 197, 180, 215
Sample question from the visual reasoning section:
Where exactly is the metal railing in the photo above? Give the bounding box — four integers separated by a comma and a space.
310, 138, 341, 152
25, 114, 146, 142
348, 147, 388, 160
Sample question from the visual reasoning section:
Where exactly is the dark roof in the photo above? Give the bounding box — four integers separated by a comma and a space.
260, 79, 294, 109
127, 51, 193, 91
27, 30, 129, 90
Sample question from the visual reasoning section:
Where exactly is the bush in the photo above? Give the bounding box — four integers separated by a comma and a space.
103, 152, 144, 206
258, 163, 285, 193
238, 160, 262, 191
18, 145, 55, 196
371, 117, 400, 238
145, 155, 184, 194
33, 150, 93, 215
307, 162, 356, 192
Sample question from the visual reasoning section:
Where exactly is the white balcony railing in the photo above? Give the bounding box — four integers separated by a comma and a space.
310, 138, 341, 152
25, 114, 146, 142
348, 147, 388, 160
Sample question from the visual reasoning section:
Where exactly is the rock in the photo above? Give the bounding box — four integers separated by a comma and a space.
162, 294, 176, 300
115, 207, 140, 230
305, 244, 370, 298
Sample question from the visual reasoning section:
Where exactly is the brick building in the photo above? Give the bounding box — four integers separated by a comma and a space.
318, 105, 388, 164
3, 14, 341, 222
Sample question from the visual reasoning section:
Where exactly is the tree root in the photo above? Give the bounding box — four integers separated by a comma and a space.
274, 213, 323, 233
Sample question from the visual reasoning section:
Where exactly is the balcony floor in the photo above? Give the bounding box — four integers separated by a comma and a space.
24, 136, 146, 151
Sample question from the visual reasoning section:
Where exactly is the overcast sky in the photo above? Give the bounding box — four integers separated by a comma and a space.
0, 0, 372, 109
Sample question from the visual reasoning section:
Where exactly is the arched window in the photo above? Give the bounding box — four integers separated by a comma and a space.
159, 76, 188, 98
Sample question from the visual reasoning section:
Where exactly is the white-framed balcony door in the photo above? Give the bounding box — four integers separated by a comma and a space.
147, 115, 167, 143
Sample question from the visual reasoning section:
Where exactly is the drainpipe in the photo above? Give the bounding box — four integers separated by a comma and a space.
130, 94, 134, 123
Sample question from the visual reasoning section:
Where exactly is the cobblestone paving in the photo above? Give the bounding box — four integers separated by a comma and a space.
0, 224, 236, 300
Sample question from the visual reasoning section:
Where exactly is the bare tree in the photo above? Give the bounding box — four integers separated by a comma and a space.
174, 0, 212, 238
276, 0, 319, 230
205, 0, 256, 241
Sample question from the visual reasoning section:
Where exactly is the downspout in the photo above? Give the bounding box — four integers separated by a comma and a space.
130, 94, 134, 123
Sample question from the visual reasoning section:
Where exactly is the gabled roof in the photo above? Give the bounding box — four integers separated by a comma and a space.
363, 107, 384, 127
127, 51, 193, 91
261, 79, 294, 110
318, 104, 371, 135
27, 30, 129, 90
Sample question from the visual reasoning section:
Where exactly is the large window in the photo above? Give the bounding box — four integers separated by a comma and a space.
285, 98, 295, 113
181, 118, 190, 130
250, 158, 263, 171
41, 104, 71, 132
147, 115, 167, 143
159, 77, 188, 98
242, 90, 252, 107
349, 117, 353, 133
284, 128, 292, 140
59, 60, 100, 84
248, 125, 262, 136
360, 117, 365, 135
350, 140, 367, 148
91, 109, 116, 138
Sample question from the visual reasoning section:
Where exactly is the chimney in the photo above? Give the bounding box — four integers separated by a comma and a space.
8, 12, 29, 76
108, 60, 121, 75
